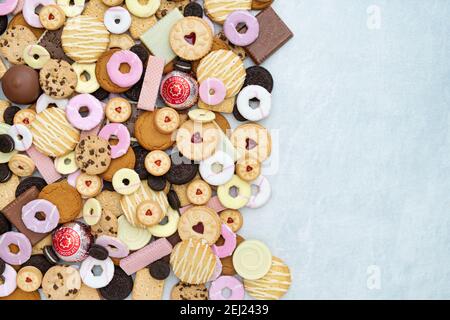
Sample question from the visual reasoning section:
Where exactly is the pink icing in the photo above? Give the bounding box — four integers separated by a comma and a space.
107, 50, 143, 88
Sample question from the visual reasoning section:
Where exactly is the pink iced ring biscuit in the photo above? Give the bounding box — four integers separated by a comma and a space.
0, 0, 18, 15
36, 93, 69, 113
23, 0, 55, 28
8, 124, 33, 151
98, 123, 130, 159
208, 255, 223, 282
106, 50, 143, 88
0, 264, 17, 298
12, 0, 23, 14
119, 238, 172, 275
212, 224, 237, 258
67, 170, 81, 188
246, 175, 271, 209
0, 232, 32, 265
26, 146, 62, 184
199, 78, 226, 106
224, 10, 260, 46
22, 199, 60, 233
209, 276, 245, 300
66, 94, 104, 131
96, 235, 129, 258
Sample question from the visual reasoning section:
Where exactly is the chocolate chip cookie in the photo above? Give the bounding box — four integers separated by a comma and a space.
75, 135, 112, 175
42, 265, 81, 300
39, 59, 77, 99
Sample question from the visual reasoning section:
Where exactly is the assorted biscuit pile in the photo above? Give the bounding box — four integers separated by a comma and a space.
0, 0, 293, 300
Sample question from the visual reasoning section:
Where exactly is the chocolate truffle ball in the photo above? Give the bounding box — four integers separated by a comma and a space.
2, 65, 41, 104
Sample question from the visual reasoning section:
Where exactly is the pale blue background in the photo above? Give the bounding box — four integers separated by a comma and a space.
241, 0, 450, 299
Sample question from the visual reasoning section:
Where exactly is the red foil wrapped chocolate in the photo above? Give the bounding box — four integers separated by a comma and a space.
160, 71, 198, 110
52, 221, 93, 263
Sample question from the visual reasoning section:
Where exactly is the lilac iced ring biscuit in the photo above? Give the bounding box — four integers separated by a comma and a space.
209, 276, 245, 300
237, 85, 271, 121
66, 94, 105, 131
80, 256, 115, 289
246, 175, 271, 209
95, 235, 129, 258
199, 150, 235, 186
22, 199, 60, 233
0, 263, 17, 297
0, 231, 32, 265
8, 124, 33, 151
199, 78, 227, 106
224, 10, 260, 46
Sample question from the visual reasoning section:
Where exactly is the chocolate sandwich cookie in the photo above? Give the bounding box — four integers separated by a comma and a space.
133, 145, 150, 180
43, 246, 60, 265
149, 259, 171, 280
15, 177, 47, 198
88, 244, 109, 261
243, 66, 274, 92
233, 103, 248, 122
92, 87, 110, 101
165, 155, 198, 185
167, 190, 181, 210
21, 254, 54, 275
130, 44, 150, 66
99, 267, 133, 300
184, 2, 203, 17
0, 164, 12, 183
147, 174, 167, 192
0, 134, 15, 153
2, 106, 21, 126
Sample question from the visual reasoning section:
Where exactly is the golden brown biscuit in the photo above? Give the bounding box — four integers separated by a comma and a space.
0, 288, 41, 300
135, 111, 174, 151
38, 180, 83, 223
101, 147, 136, 182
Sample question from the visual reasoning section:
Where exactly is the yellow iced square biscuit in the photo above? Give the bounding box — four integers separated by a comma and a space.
140, 9, 184, 64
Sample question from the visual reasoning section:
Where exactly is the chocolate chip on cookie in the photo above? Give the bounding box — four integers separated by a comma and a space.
75, 135, 112, 175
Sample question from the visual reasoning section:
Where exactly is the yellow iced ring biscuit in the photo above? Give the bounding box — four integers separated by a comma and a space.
147, 208, 179, 238
232, 239, 272, 280
54, 151, 78, 175
125, 0, 160, 18
23, 45, 51, 69
57, 0, 85, 17
83, 198, 102, 226
112, 168, 141, 195
72, 63, 100, 94
217, 175, 251, 209
188, 109, 216, 123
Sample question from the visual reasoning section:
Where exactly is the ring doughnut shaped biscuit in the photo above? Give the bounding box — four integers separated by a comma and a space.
244, 257, 292, 300
96, 49, 131, 93
61, 15, 110, 63
178, 206, 221, 245
204, 0, 252, 24
30, 108, 80, 158
197, 50, 245, 98
120, 181, 170, 228
170, 238, 217, 285
169, 17, 213, 61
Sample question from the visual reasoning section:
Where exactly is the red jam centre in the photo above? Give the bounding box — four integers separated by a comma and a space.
115, 107, 122, 113
26, 277, 32, 283
245, 138, 257, 150
246, 166, 253, 172
227, 217, 234, 224
196, 189, 202, 195
184, 32, 196, 45
154, 160, 161, 166
145, 210, 152, 216
85, 180, 92, 187
164, 116, 171, 123
48, 13, 54, 20
192, 222, 204, 234
23, 118, 29, 124
191, 132, 203, 144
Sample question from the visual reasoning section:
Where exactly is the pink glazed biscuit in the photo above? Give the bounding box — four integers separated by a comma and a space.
199, 78, 226, 106
0, 0, 19, 15
98, 123, 130, 159
209, 276, 245, 300
107, 50, 143, 88
211, 224, 237, 258
137, 56, 165, 111
66, 94, 105, 131
119, 238, 172, 275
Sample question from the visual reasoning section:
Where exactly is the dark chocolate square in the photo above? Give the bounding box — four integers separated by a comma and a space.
245, 7, 294, 65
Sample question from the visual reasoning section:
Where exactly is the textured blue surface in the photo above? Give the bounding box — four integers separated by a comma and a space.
251, 0, 450, 299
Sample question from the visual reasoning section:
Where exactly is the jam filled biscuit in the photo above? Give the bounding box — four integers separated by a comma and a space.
136, 200, 163, 227
105, 97, 132, 123
75, 173, 103, 198
178, 206, 221, 245
154, 107, 180, 134
175, 120, 220, 161
8, 154, 35, 177
236, 157, 261, 181
42, 265, 81, 300
169, 17, 213, 61
135, 111, 174, 151
13, 109, 36, 127
144, 150, 171, 176
231, 123, 272, 162
75, 135, 112, 175
186, 179, 212, 205
39, 5, 66, 30
16, 266, 43, 292
219, 209, 243, 232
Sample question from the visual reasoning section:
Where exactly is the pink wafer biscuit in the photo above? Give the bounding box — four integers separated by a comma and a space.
180, 196, 227, 214
26, 146, 62, 184
137, 56, 165, 111
119, 238, 172, 275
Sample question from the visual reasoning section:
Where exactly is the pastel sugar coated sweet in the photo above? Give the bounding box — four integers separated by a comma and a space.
0, 2, 293, 301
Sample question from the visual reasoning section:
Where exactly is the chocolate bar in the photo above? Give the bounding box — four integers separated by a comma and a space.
245, 7, 294, 65
1, 186, 50, 245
